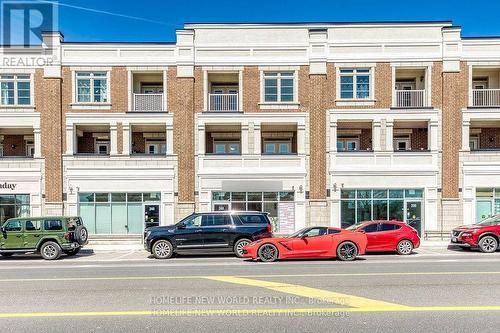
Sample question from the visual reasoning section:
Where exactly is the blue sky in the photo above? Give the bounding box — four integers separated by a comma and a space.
5, 0, 500, 43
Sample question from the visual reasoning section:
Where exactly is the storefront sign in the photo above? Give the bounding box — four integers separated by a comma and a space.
0, 182, 17, 191
278, 202, 295, 234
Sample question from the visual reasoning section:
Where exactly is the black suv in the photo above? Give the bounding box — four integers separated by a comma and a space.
144, 211, 273, 259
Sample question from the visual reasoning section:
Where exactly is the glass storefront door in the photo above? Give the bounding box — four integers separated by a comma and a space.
405, 201, 422, 236
476, 200, 492, 222
144, 204, 160, 229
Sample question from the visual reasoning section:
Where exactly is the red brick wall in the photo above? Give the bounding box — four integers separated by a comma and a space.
2, 135, 25, 156
478, 128, 500, 149
77, 133, 94, 154
359, 129, 372, 151
411, 128, 428, 150
132, 132, 145, 154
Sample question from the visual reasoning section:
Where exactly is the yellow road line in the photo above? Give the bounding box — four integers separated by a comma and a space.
206, 276, 407, 309
2, 306, 500, 318
1, 271, 500, 282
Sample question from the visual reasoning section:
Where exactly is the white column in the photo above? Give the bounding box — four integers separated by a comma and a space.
110, 123, 118, 155
391, 66, 396, 107
198, 123, 205, 155
122, 124, 130, 155
253, 123, 261, 154
127, 70, 133, 112
238, 70, 243, 111
65, 124, 75, 155
33, 127, 42, 158
462, 120, 470, 151
241, 123, 249, 155
329, 119, 337, 152
429, 120, 439, 152
166, 124, 174, 155
385, 120, 394, 151
297, 123, 306, 154
372, 120, 382, 152
203, 70, 208, 111
163, 70, 168, 111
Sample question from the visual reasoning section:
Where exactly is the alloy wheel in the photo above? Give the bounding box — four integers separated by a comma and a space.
154, 241, 172, 259
43, 244, 57, 259
337, 242, 357, 261
235, 239, 251, 257
480, 237, 498, 253
397, 240, 413, 255
259, 244, 278, 262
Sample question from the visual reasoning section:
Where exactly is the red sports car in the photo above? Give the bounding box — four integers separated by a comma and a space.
451, 215, 500, 253
242, 226, 367, 262
346, 220, 420, 255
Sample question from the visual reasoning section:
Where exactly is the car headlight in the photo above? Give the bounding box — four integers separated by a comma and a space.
461, 232, 473, 237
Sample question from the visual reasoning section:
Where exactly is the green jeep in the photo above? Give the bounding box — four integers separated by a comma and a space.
0, 216, 88, 260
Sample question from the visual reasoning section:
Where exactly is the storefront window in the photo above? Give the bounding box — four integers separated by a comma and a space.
78, 192, 160, 234
340, 189, 422, 227
279, 191, 294, 201
0, 194, 30, 225
475, 188, 500, 222
212, 191, 230, 201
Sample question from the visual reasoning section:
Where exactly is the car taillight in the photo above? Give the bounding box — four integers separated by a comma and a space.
64, 232, 71, 240
267, 224, 272, 233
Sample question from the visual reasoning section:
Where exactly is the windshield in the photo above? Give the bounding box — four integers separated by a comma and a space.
288, 227, 310, 238
345, 223, 365, 231
475, 216, 500, 226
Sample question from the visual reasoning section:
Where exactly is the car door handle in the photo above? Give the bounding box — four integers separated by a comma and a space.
222, 229, 229, 232
195, 229, 203, 233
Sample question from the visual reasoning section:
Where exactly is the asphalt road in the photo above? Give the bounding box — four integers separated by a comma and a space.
1, 247, 500, 333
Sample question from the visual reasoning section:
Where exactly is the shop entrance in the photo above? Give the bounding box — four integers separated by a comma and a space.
144, 204, 160, 229
405, 201, 422, 236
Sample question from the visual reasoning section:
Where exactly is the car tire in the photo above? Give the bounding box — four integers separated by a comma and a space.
63, 248, 81, 256
0, 253, 13, 257
74, 226, 89, 245
396, 240, 414, 255
478, 236, 498, 253
258, 244, 279, 262
40, 241, 62, 260
234, 238, 252, 258
152, 240, 174, 259
336, 241, 358, 261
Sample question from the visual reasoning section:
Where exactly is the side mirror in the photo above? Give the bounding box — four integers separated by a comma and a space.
1, 226, 5, 233
300, 234, 308, 239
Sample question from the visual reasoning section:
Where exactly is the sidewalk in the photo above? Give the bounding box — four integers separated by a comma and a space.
86, 239, 453, 252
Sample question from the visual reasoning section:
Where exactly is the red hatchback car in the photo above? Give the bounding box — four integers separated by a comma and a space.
346, 220, 420, 255
451, 215, 500, 253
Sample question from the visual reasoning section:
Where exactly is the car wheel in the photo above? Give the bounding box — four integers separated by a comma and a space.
40, 241, 62, 260
63, 248, 81, 256
396, 240, 414, 255
478, 236, 498, 253
337, 241, 358, 261
74, 226, 88, 245
258, 244, 279, 262
152, 240, 173, 259
234, 238, 252, 258
0, 253, 13, 257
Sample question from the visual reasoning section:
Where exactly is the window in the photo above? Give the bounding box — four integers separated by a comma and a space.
380, 223, 401, 231
337, 138, 360, 152
4, 220, 22, 232
25, 220, 41, 231
183, 215, 202, 228
394, 137, 411, 151
328, 229, 341, 234
339, 68, 371, 99
470, 136, 479, 151
202, 215, 231, 227
43, 219, 63, 231
76, 72, 108, 103
0, 75, 31, 105
263, 72, 295, 103
25, 142, 34, 157
95, 140, 109, 155
302, 227, 327, 237
146, 142, 166, 155
362, 223, 379, 233
263, 141, 291, 154
236, 214, 268, 225
214, 141, 240, 155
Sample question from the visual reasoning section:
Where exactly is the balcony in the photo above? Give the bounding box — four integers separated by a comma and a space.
208, 93, 238, 112
0, 129, 36, 159
206, 72, 240, 112
394, 90, 427, 108
130, 72, 165, 112
472, 89, 500, 107
133, 93, 163, 112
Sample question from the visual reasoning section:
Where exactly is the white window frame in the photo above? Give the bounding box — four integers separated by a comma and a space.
0, 74, 32, 106
25, 143, 35, 157
394, 137, 411, 151
74, 71, 110, 104
261, 71, 298, 104
263, 140, 292, 155
95, 140, 110, 155
337, 138, 360, 152
146, 141, 167, 155
473, 78, 488, 90
213, 141, 241, 155
470, 135, 480, 151
337, 68, 372, 100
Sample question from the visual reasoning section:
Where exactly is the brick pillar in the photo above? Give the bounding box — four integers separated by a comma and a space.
441, 62, 468, 199
309, 74, 327, 200
41, 77, 64, 214
168, 67, 195, 203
